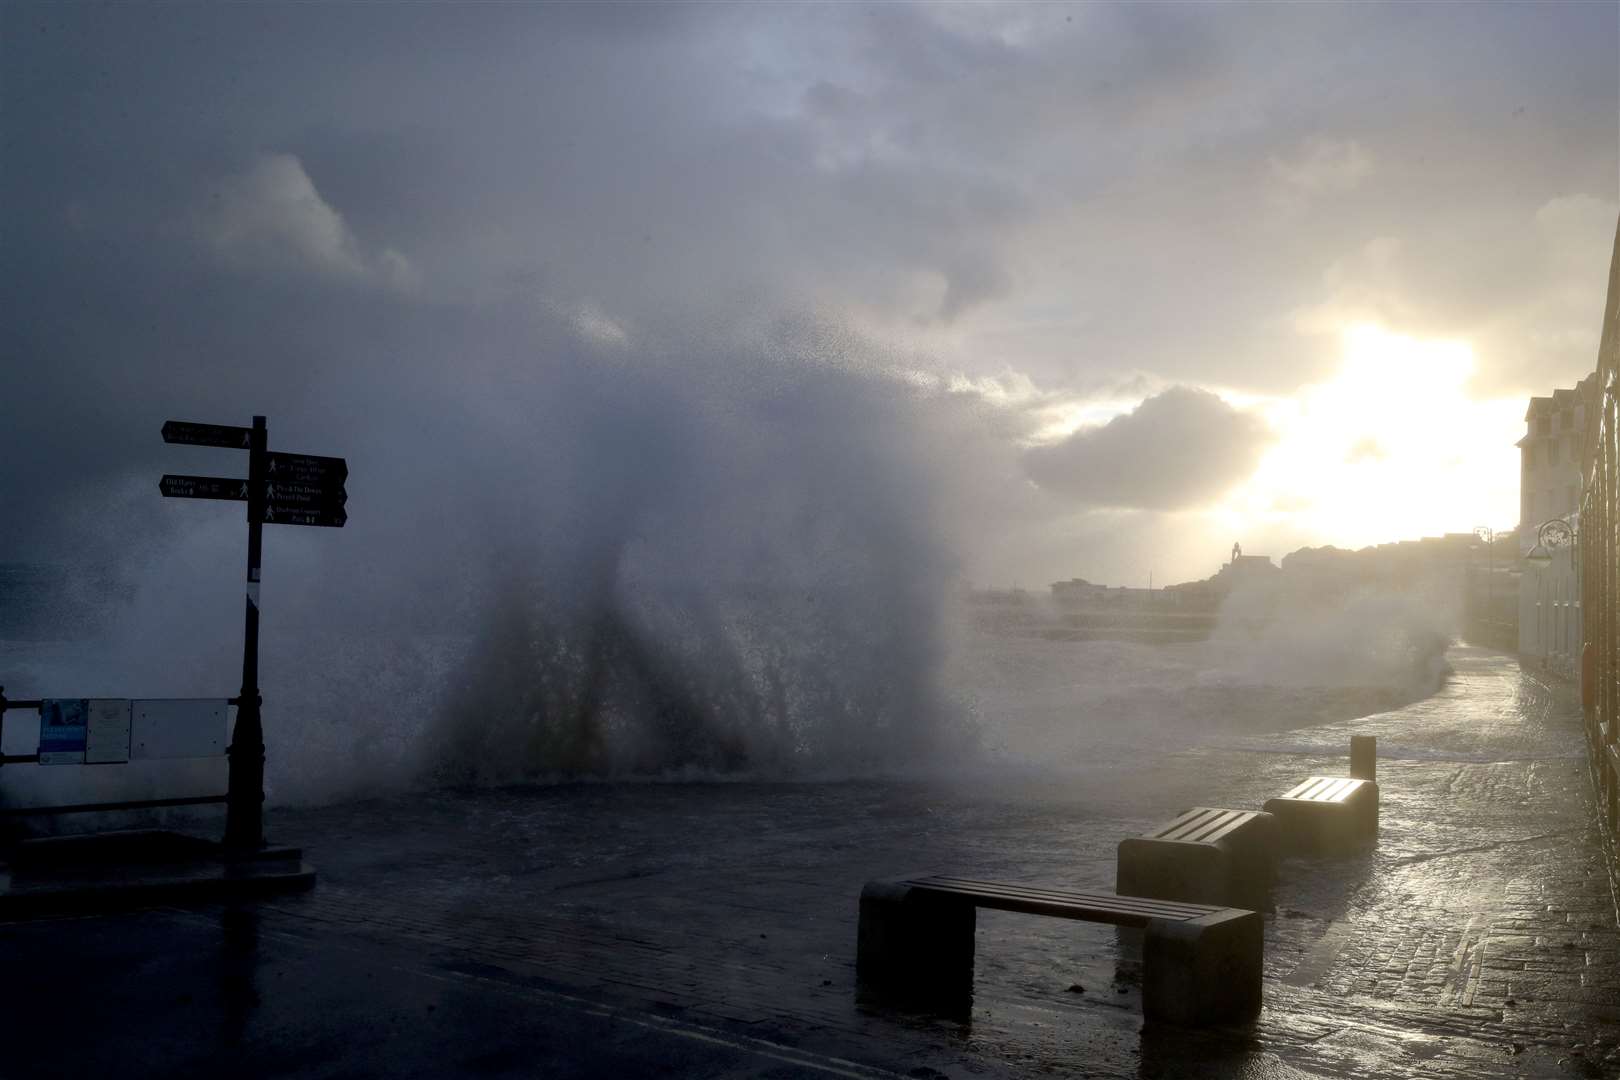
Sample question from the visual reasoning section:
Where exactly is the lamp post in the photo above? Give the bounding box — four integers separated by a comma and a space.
1525, 517, 1577, 663
1473, 526, 1494, 640
1524, 517, 1576, 569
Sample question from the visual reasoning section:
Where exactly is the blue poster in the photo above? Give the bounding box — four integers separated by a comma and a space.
39, 698, 88, 763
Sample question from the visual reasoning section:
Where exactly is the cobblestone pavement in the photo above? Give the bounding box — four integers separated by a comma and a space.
5, 647, 1619, 1078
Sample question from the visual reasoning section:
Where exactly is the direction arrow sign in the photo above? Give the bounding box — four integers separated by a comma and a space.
162, 420, 252, 448
159, 474, 249, 501
265, 452, 347, 485
262, 504, 346, 528
265, 481, 348, 510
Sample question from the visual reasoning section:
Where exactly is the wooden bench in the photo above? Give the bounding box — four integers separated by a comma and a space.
1117, 807, 1277, 911
857, 875, 1262, 1026
1263, 776, 1378, 854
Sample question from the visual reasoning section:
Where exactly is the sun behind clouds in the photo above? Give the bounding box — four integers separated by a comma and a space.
1220, 324, 1525, 548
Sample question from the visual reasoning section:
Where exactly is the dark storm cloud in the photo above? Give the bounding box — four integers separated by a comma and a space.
7, 3, 1615, 388
2, 0, 1615, 585
1023, 387, 1272, 510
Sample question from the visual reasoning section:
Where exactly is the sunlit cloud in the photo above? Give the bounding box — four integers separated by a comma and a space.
1025, 397, 1140, 443
190, 153, 419, 292
1026, 386, 1273, 510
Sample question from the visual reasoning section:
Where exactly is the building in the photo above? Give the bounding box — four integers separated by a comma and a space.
1048, 577, 1165, 607
1225, 554, 1279, 583
1519, 373, 1598, 661
1520, 375, 1596, 529
1153, 547, 1280, 612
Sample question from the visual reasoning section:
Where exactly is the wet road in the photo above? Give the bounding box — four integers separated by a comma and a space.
4, 647, 1618, 1077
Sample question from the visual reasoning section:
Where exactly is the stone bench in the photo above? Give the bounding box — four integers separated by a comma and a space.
1263, 776, 1378, 854
1117, 807, 1277, 911
857, 875, 1262, 1026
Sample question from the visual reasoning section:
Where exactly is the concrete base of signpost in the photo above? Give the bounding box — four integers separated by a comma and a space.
0, 829, 314, 918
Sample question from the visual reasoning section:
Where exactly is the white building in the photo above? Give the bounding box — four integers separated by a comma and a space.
1518, 374, 1596, 661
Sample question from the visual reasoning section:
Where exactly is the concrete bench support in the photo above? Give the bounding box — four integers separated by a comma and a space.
856, 881, 975, 997
1117, 807, 1277, 911
856, 877, 1262, 1027
1264, 776, 1378, 855
1143, 906, 1264, 1025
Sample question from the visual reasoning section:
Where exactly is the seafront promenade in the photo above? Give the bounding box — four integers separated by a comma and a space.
4, 646, 1619, 1078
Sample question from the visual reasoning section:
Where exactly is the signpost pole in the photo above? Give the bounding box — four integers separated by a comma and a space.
225, 415, 267, 851
160, 413, 343, 850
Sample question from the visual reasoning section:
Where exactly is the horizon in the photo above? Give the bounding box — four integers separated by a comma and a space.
984, 524, 1527, 595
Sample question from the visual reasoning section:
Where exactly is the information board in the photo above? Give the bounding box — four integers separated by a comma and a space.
130, 699, 229, 760
84, 699, 132, 764
38, 699, 88, 765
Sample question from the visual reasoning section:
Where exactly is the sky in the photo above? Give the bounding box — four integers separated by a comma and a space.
3, 1, 1617, 593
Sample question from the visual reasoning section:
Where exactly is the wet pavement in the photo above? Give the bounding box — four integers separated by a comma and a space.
4, 646, 1620, 1078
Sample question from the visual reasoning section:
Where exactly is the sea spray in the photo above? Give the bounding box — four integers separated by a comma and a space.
417, 346, 979, 783
1210, 578, 1458, 693
955, 581, 1458, 775
426, 576, 971, 782
4, 304, 1002, 808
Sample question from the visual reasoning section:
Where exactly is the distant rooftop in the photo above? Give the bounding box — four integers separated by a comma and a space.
1523, 372, 1598, 420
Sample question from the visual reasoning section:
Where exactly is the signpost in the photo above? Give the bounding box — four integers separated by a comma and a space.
159, 416, 347, 850
266, 451, 347, 485
266, 481, 346, 509
159, 475, 248, 502
160, 420, 252, 449
263, 505, 347, 528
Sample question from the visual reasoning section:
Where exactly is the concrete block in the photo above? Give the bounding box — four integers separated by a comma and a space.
1350, 735, 1376, 781
1117, 808, 1277, 911
1264, 777, 1378, 855
1143, 907, 1263, 1025
855, 881, 974, 999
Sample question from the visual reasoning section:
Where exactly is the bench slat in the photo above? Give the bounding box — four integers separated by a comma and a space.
913, 876, 1217, 916
1280, 776, 1365, 803
1155, 808, 1231, 842
902, 875, 1225, 925
909, 887, 1170, 926
1152, 807, 1260, 844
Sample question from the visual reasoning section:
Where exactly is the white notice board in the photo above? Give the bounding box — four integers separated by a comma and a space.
84, 699, 132, 764
130, 699, 229, 760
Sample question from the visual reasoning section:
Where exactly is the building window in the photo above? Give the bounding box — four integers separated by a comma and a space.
1548, 439, 1559, 465
1527, 445, 1539, 469
1562, 410, 1573, 430
1538, 415, 1552, 436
